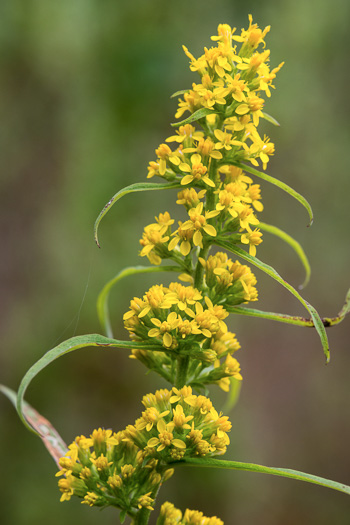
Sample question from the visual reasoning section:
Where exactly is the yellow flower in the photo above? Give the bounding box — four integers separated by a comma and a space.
155, 143, 181, 175
148, 311, 180, 347
179, 153, 215, 187
181, 203, 219, 248
241, 228, 263, 256
168, 220, 194, 256
166, 124, 204, 144
147, 419, 186, 451
214, 128, 245, 150
233, 14, 270, 51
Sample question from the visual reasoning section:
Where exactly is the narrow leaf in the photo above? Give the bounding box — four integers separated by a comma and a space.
258, 222, 311, 289
226, 305, 314, 327
16, 335, 164, 434
98, 265, 182, 338
175, 457, 350, 496
221, 377, 242, 413
171, 108, 216, 128
223, 161, 313, 226
1, 385, 67, 465
261, 111, 280, 126
215, 239, 329, 362
94, 182, 182, 247
170, 89, 189, 98
228, 288, 350, 328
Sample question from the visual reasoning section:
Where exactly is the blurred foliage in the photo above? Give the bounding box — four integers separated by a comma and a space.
1, 0, 349, 524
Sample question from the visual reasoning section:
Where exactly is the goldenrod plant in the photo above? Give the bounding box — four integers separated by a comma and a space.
2, 16, 350, 525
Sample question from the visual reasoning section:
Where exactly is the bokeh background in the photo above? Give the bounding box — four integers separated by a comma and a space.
1, 0, 349, 523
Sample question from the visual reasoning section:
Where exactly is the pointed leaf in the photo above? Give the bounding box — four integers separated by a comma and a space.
98, 265, 182, 338
175, 457, 350, 496
222, 161, 313, 226
258, 222, 311, 289
16, 335, 164, 434
171, 108, 216, 128
170, 89, 189, 98
1, 385, 67, 465
261, 111, 280, 126
215, 239, 329, 362
94, 182, 182, 247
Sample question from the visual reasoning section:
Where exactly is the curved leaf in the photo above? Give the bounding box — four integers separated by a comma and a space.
175, 457, 350, 496
94, 181, 182, 247
98, 265, 182, 338
261, 111, 280, 126
214, 239, 329, 362
171, 108, 216, 128
16, 335, 164, 434
1, 385, 67, 465
222, 161, 313, 227
227, 287, 350, 328
221, 377, 242, 413
170, 89, 189, 99
258, 222, 311, 289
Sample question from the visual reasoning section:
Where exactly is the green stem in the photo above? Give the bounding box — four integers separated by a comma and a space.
132, 507, 152, 525
193, 243, 210, 289
175, 355, 190, 388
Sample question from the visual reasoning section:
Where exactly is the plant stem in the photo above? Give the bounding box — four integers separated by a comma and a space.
194, 243, 210, 290
175, 355, 190, 388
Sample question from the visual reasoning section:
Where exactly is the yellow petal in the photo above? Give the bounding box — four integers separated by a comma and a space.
163, 333, 173, 347
203, 224, 217, 237
180, 240, 191, 256
193, 230, 203, 247
172, 439, 187, 449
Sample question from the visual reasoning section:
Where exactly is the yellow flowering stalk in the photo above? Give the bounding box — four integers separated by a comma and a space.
4, 14, 349, 525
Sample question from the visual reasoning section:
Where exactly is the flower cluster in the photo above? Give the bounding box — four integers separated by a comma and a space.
57, 17, 284, 524
123, 387, 232, 461
199, 251, 258, 304
157, 501, 224, 525
56, 428, 173, 514
123, 282, 242, 390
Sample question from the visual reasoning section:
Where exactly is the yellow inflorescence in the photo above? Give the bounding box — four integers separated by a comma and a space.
56, 428, 171, 513
123, 281, 242, 390
123, 386, 231, 461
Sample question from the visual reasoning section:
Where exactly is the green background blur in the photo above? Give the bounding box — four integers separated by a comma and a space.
1, 1, 349, 523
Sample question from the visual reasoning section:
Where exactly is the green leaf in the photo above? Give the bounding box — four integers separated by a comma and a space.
1, 384, 68, 465
97, 265, 182, 338
16, 335, 164, 434
94, 181, 182, 247
214, 239, 329, 362
221, 377, 242, 413
226, 305, 314, 327
261, 111, 280, 126
171, 107, 216, 128
170, 89, 189, 98
228, 287, 350, 329
258, 222, 311, 289
175, 457, 350, 496
224, 161, 313, 227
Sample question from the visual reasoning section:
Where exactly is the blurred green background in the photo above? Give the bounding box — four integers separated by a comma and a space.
1, 0, 349, 523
